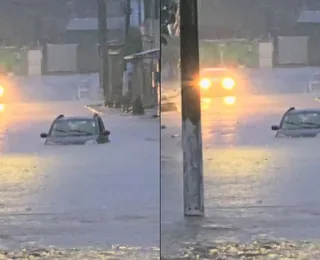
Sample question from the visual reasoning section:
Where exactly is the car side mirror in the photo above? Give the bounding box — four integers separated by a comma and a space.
271, 125, 279, 131
40, 133, 48, 138
102, 130, 110, 136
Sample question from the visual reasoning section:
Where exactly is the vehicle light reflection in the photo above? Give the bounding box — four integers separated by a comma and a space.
204, 148, 275, 207
0, 156, 40, 185
223, 96, 236, 106
0, 85, 4, 97
0, 104, 4, 112
201, 97, 213, 111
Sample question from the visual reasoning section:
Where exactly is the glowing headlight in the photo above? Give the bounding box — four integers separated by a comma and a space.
200, 78, 211, 89
222, 78, 235, 90
0, 86, 4, 96
85, 140, 98, 145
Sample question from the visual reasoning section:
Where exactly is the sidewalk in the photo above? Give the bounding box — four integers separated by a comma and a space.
161, 81, 180, 113
86, 103, 159, 119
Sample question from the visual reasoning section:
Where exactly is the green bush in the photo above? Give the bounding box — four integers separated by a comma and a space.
0, 47, 21, 73
199, 40, 259, 68
162, 38, 259, 68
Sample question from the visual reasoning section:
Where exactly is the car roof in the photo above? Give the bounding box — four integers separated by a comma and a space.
201, 67, 228, 72
288, 108, 320, 114
56, 116, 97, 121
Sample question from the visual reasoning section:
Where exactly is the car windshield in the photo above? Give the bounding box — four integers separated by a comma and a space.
201, 69, 228, 78
282, 111, 320, 129
50, 119, 98, 137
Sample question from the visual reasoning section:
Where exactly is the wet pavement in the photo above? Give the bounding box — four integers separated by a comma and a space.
0, 76, 159, 259
161, 68, 320, 258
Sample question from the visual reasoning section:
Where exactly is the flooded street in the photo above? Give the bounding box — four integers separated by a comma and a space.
0, 77, 159, 259
161, 68, 320, 258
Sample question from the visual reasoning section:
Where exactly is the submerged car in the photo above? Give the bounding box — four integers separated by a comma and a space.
271, 107, 320, 138
40, 114, 110, 145
199, 67, 238, 96
0, 78, 7, 103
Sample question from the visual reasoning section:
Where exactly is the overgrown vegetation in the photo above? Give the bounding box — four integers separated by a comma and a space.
198, 0, 320, 39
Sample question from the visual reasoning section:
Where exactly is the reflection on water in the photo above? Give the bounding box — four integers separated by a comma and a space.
161, 90, 320, 258
0, 144, 159, 253
0, 154, 53, 214
202, 97, 212, 104
205, 148, 271, 177
223, 96, 236, 106
0, 103, 4, 112
201, 97, 212, 111
201, 97, 240, 144
201, 96, 237, 110
204, 148, 274, 208
0, 155, 41, 186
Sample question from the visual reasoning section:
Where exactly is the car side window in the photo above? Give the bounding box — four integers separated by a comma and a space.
279, 107, 295, 128
97, 118, 105, 132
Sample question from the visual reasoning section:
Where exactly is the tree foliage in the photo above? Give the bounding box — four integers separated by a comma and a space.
0, 1, 70, 46
198, 0, 320, 39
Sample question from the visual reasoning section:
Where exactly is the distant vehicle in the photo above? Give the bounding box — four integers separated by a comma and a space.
40, 114, 110, 145
271, 107, 320, 138
199, 67, 238, 96
0, 72, 8, 102
0, 84, 4, 101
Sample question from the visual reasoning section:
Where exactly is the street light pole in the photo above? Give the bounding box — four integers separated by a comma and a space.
179, 0, 204, 217
97, 0, 109, 104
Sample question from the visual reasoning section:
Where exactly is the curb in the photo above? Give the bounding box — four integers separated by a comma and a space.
161, 88, 180, 101
161, 102, 178, 112
85, 105, 104, 115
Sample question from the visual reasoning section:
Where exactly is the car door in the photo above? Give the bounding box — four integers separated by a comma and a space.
96, 117, 108, 143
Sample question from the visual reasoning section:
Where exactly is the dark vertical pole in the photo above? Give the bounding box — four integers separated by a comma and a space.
41, 36, 48, 75
138, 0, 142, 26
33, 15, 42, 47
125, 0, 131, 38
122, 0, 132, 108
180, 0, 204, 216
97, 0, 109, 104
264, 7, 273, 40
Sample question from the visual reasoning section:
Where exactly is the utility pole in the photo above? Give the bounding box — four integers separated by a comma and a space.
125, 0, 131, 38
97, 0, 109, 104
180, 0, 204, 217
150, 0, 157, 107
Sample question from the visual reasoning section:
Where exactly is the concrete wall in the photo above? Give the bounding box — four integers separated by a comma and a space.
27, 49, 42, 76
277, 36, 308, 66
259, 42, 273, 68
46, 44, 78, 74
